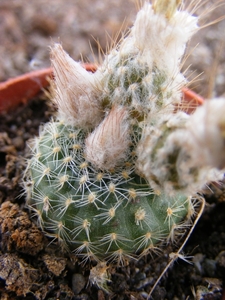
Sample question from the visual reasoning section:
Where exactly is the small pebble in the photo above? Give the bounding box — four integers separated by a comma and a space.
216, 250, 225, 269
134, 271, 146, 282
72, 273, 86, 295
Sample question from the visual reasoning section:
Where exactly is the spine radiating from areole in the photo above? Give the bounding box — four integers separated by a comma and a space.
24, 0, 225, 265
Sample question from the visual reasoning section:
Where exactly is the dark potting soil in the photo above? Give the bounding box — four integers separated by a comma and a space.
0, 92, 225, 300
0, 1, 225, 299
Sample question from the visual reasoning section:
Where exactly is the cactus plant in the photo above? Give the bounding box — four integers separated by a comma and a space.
25, 0, 225, 268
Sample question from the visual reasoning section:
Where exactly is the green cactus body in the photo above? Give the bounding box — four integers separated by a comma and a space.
25, 2, 225, 265
99, 51, 169, 122
28, 121, 190, 263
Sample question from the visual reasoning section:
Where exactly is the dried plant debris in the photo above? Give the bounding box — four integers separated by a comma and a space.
0, 201, 45, 255
0, 252, 40, 297
42, 254, 67, 276
0, 252, 74, 299
0, 0, 225, 299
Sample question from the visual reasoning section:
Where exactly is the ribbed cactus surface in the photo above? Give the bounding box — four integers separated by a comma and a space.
28, 121, 190, 262
25, 1, 225, 264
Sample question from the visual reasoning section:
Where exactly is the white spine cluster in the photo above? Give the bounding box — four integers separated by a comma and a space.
51, 44, 103, 129
136, 99, 225, 196
85, 106, 130, 170
132, 2, 197, 70
131, 2, 198, 114
26, 0, 225, 284
50, 2, 225, 197
186, 98, 225, 169
97, 1, 198, 120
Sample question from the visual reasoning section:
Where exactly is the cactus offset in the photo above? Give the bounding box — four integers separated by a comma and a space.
25, 0, 225, 266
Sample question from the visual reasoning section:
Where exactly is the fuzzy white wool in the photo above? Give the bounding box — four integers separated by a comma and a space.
136, 98, 225, 196
51, 44, 103, 129
85, 106, 130, 170
136, 123, 223, 196
131, 3, 198, 73
186, 98, 225, 169
104, 2, 198, 117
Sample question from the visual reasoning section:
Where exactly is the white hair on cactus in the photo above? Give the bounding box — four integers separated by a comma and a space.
85, 106, 130, 170
97, 2, 199, 120
136, 101, 225, 196
186, 98, 225, 170
131, 2, 198, 73
51, 44, 103, 129
153, 0, 181, 20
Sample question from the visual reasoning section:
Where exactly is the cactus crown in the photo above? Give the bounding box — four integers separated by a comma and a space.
25, 0, 225, 266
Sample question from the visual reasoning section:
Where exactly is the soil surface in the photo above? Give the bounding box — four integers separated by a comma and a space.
0, 1, 225, 300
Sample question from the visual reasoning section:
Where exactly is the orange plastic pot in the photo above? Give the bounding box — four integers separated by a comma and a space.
0, 65, 204, 113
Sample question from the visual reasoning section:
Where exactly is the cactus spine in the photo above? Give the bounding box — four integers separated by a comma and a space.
25, 1, 225, 265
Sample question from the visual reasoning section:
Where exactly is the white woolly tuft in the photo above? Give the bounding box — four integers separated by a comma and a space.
131, 3, 198, 74
85, 106, 130, 170
136, 99, 225, 196
186, 98, 225, 170
98, 2, 199, 120
51, 44, 103, 129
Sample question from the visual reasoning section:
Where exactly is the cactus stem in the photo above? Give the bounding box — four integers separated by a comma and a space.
24, 0, 224, 273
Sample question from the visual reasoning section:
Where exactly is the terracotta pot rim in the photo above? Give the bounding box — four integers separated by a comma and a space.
0, 64, 204, 114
